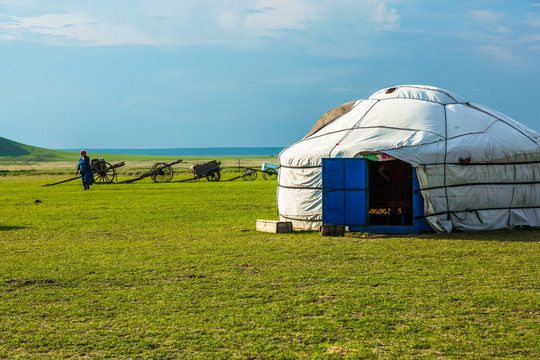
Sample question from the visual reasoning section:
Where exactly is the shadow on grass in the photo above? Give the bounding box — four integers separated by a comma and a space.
349, 229, 540, 242
4, 278, 59, 288
0, 225, 28, 231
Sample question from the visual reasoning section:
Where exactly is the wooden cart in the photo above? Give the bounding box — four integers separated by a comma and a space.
91, 158, 125, 183
240, 163, 278, 181
189, 160, 222, 182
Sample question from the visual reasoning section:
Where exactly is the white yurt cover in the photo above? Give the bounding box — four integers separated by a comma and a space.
278, 85, 540, 232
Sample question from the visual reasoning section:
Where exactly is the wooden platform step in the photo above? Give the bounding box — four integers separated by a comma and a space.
256, 220, 293, 233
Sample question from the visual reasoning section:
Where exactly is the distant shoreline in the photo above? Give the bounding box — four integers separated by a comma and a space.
60, 147, 286, 157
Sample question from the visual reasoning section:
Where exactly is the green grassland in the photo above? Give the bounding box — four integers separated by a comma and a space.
1, 170, 539, 359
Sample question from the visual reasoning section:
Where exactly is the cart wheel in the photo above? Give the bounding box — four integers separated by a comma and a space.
207, 170, 221, 182
241, 168, 257, 181
150, 163, 174, 183
262, 168, 278, 181
92, 161, 116, 184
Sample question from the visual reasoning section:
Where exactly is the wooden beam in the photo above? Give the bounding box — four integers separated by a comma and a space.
256, 220, 293, 233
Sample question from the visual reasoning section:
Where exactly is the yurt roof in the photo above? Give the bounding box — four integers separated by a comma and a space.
280, 85, 540, 167
368, 85, 468, 105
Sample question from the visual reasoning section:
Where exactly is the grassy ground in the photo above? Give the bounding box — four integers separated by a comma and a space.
0, 174, 539, 359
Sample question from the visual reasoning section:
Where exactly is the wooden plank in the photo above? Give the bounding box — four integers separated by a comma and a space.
256, 220, 292, 233
116, 159, 182, 184
42, 175, 81, 187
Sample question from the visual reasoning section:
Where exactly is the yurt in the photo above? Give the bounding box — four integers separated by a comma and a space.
278, 85, 540, 233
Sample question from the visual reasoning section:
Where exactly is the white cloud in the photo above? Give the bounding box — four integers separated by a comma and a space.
0, 0, 403, 48
519, 34, 540, 53
448, 7, 540, 68
469, 10, 505, 22
219, 0, 320, 36
526, 11, 540, 27
372, 3, 400, 31
0, 0, 324, 46
476, 45, 525, 66
1, 13, 153, 45
467, 10, 509, 34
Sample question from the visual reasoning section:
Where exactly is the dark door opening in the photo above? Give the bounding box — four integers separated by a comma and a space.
368, 159, 413, 225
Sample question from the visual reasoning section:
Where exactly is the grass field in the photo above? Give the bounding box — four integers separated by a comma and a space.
1, 170, 539, 359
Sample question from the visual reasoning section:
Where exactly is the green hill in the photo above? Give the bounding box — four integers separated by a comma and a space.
0, 136, 78, 162
0, 137, 180, 162
0, 137, 30, 156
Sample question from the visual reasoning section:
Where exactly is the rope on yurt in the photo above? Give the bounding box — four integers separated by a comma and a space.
446, 210, 484, 223
415, 205, 540, 219
327, 100, 379, 157
277, 185, 322, 190
278, 213, 321, 222
419, 180, 540, 191
303, 124, 442, 144
423, 159, 540, 166
509, 163, 517, 216
466, 103, 540, 149
443, 105, 451, 222
279, 164, 321, 169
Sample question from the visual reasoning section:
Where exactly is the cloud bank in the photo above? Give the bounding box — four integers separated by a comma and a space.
0, 0, 401, 47
0, 0, 538, 64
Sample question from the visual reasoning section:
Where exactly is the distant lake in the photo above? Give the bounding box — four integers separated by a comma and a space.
61, 147, 286, 157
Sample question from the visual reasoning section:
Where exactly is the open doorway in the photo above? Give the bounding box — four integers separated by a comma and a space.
368, 159, 413, 225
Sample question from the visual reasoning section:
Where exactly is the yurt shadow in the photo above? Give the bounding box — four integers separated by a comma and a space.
433, 228, 540, 242
347, 228, 540, 242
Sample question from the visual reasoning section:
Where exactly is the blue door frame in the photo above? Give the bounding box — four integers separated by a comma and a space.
322, 158, 432, 234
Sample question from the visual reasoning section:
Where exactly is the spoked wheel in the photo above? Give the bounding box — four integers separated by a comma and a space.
207, 170, 221, 182
262, 168, 278, 180
150, 163, 173, 183
92, 161, 116, 183
241, 168, 257, 181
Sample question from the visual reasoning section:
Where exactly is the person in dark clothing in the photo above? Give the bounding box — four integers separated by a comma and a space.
76, 150, 95, 190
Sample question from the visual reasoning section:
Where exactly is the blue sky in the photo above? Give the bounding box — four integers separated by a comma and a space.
1, 0, 539, 149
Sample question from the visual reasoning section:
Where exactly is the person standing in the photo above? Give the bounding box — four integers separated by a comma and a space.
76, 150, 95, 190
